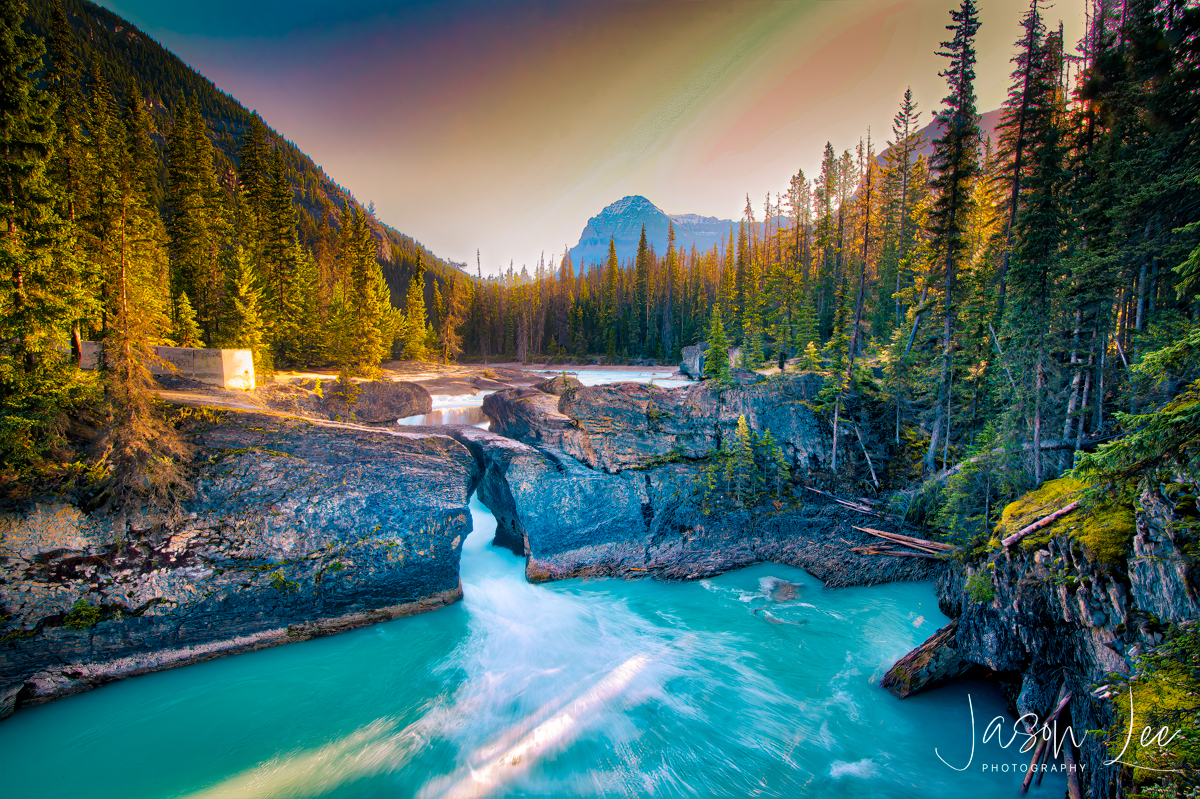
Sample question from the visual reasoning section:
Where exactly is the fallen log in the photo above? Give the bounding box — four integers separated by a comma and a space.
873, 550, 947, 560
857, 531, 944, 556
803, 486, 881, 516
1001, 501, 1081, 548
1063, 707, 1083, 799
852, 424, 880, 491
1022, 685, 1072, 793
853, 525, 955, 553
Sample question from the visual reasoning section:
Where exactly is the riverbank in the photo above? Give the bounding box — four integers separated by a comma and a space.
1, 368, 928, 722
0, 497, 1061, 799
0, 411, 478, 719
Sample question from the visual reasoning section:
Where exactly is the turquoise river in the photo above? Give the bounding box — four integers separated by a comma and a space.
0, 371, 1069, 797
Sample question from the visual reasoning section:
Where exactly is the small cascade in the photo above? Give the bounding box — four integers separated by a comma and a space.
398, 407, 488, 426
399, 392, 493, 428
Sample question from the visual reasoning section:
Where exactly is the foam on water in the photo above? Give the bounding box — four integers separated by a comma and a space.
0, 498, 1069, 798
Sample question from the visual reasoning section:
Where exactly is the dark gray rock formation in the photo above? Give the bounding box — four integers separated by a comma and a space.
884, 485, 1200, 799
729, 367, 765, 385
0, 411, 476, 719
484, 375, 831, 474
466, 376, 939, 587
680, 342, 744, 380
321, 379, 432, 423
681, 343, 705, 380
450, 425, 936, 585
535, 374, 584, 396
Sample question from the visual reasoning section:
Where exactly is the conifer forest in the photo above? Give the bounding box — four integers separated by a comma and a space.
4, 0, 1200, 793
6, 0, 1197, 509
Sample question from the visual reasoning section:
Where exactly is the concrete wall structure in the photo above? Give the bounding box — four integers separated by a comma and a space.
76, 343, 255, 390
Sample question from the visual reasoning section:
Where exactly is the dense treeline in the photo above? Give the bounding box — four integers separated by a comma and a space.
0, 0, 464, 495
462, 0, 1200, 508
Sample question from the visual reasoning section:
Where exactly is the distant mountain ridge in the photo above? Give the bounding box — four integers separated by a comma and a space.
878, 108, 1002, 165
573, 109, 999, 268
570, 196, 734, 268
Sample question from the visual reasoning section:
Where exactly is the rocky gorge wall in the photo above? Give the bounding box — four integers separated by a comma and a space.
0, 410, 478, 719
884, 486, 1200, 798
467, 375, 940, 587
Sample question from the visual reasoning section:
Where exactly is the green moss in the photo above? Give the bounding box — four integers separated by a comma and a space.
995, 477, 1086, 543
1077, 499, 1136, 566
1110, 625, 1200, 790
996, 476, 1135, 567
270, 571, 299, 593
64, 599, 102, 630
0, 626, 36, 645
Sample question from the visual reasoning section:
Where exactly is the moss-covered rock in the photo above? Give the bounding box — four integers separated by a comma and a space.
994, 477, 1135, 565
995, 476, 1086, 544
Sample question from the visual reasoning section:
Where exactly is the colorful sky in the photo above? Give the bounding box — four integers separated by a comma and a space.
97, 0, 1086, 273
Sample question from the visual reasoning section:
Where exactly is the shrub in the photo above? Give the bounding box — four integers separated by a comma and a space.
1110, 624, 1200, 789
964, 573, 995, 603
270, 571, 299, 593
64, 599, 102, 630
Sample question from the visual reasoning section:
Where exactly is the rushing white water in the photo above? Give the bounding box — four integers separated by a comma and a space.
0, 371, 1066, 797
536, 369, 693, 388
396, 369, 695, 427
0, 497, 1067, 798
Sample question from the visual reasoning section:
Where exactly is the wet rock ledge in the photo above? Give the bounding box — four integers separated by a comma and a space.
0, 411, 477, 719
459, 374, 942, 588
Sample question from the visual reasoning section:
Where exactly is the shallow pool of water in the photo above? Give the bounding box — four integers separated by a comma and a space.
0, 498, 1064, 798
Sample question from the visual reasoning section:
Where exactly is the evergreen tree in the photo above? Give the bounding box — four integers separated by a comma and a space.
259, 146, 304, 360
924, 0, 982, 472
169, 291, 203, 348
165, 97, 227, 341
237, 114, 271, 225
0, 1, 64, 372
703, 305, 732, 385
89, 64, 188, 512
437, 274, 467, 363
723, 415, 757, 504
994, 0, 1047, 322
337, 205, 385, 374
1004, 25, 1069, 486
0, 0, 80, 474
290, 251, 326, 365
740, 294, 764, 369
758, 428, 791, 497
402, 255, 429, 360
634, 224, 650, 354
880, 88, 925, 332
217, 247, 265, 374
801, 342, 821, 371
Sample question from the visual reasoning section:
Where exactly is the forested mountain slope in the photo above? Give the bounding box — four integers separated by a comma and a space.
23, 0, 468, 301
